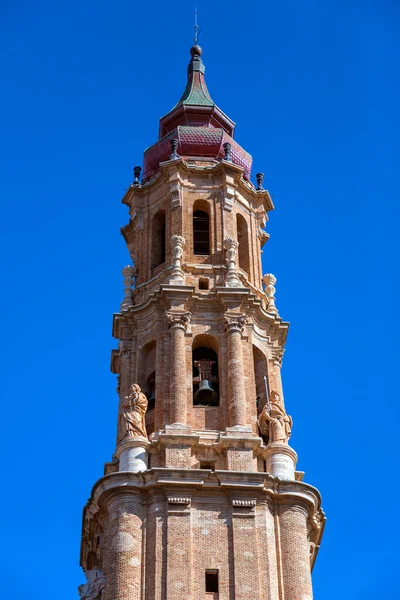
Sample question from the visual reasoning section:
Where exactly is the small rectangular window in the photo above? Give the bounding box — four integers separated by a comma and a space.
205, 570, 219, 593
199, 278, 209, 290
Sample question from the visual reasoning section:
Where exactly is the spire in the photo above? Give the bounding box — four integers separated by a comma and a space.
159, 46, 235, 138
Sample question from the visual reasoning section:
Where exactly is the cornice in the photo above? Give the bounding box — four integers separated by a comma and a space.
122, 159, 273, 214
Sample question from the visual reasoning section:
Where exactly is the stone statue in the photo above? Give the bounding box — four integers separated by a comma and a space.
258, 391, 292, 445
118, 383, 148, 442
78, 569, 106, 600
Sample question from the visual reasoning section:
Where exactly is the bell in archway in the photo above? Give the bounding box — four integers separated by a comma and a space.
193, 379, 217, 406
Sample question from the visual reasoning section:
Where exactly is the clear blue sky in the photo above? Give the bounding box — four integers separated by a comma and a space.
0, 1, 398, 598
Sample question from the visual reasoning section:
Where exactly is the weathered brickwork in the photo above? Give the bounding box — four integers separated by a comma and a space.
79, 44, 325, 600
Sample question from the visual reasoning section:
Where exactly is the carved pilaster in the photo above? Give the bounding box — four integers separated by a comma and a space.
224, 237, 242, 288
223, 185, 235, 212
170, 182, 182, 209
169, 235, 185, 284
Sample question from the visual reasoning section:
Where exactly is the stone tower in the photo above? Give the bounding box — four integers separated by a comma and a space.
79, 45, 325, 600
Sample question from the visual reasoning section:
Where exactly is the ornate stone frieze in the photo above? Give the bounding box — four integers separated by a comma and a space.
231, 499, 257, 507
167, 497, 191, 505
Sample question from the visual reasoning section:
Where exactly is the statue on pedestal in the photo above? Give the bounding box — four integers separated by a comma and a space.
258, 391, 292, 445
118, 383, 148, 443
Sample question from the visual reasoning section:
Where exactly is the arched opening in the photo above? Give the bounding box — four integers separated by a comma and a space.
192, 335, 219, 406
138, 341, 157, 435
253, 345, 268, 415
193, 208, 210, 255
236, 213, 250, 275
151, 210, 166, 268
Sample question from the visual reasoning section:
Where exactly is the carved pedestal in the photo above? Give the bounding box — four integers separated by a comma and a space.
265, 443, 297, 481
116, 437, 151, 473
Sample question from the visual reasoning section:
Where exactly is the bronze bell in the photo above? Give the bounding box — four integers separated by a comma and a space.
193, 380, 217, 406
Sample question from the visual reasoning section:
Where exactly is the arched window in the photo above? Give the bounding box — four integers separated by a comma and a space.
236, 213, 250, 275
192, 336, 219, 406
138, 341, 157, 435
253, 345, 268, 415
193, 209, 210, 255
151, 210, 166, 268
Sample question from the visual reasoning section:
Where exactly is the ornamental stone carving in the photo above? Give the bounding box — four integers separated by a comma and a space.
224, 314, 248, 334
224, 237, 242, 287
120, 265, 135, 310
78, 569, 106, 600
166, 312, 191, 331
117, 384, 148, 443
170, 182, 182, 209
258, 391, 292, 444
169, 235, 185, 284
263, 273, 278, 313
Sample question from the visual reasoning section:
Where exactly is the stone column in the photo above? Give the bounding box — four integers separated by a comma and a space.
279, 503, 313, 600
225, 315, 248, 428
167, 312, 190, 425
103, 494, 144, 600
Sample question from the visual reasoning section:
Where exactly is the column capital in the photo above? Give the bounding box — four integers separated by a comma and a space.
166, 311, 191, 331
224, 314, 248, 334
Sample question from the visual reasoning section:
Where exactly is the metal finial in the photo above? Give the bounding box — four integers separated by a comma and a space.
194, 7, 201, 44
170, 138, 180, 160
133, 166, 141, 185
223, 142, 232, 162
256, 172, 264, 190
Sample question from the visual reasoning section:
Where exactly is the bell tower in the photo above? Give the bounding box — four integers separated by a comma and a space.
79, 45, 325, 600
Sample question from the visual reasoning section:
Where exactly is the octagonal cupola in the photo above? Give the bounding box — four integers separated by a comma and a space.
143, 45, 253, 183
